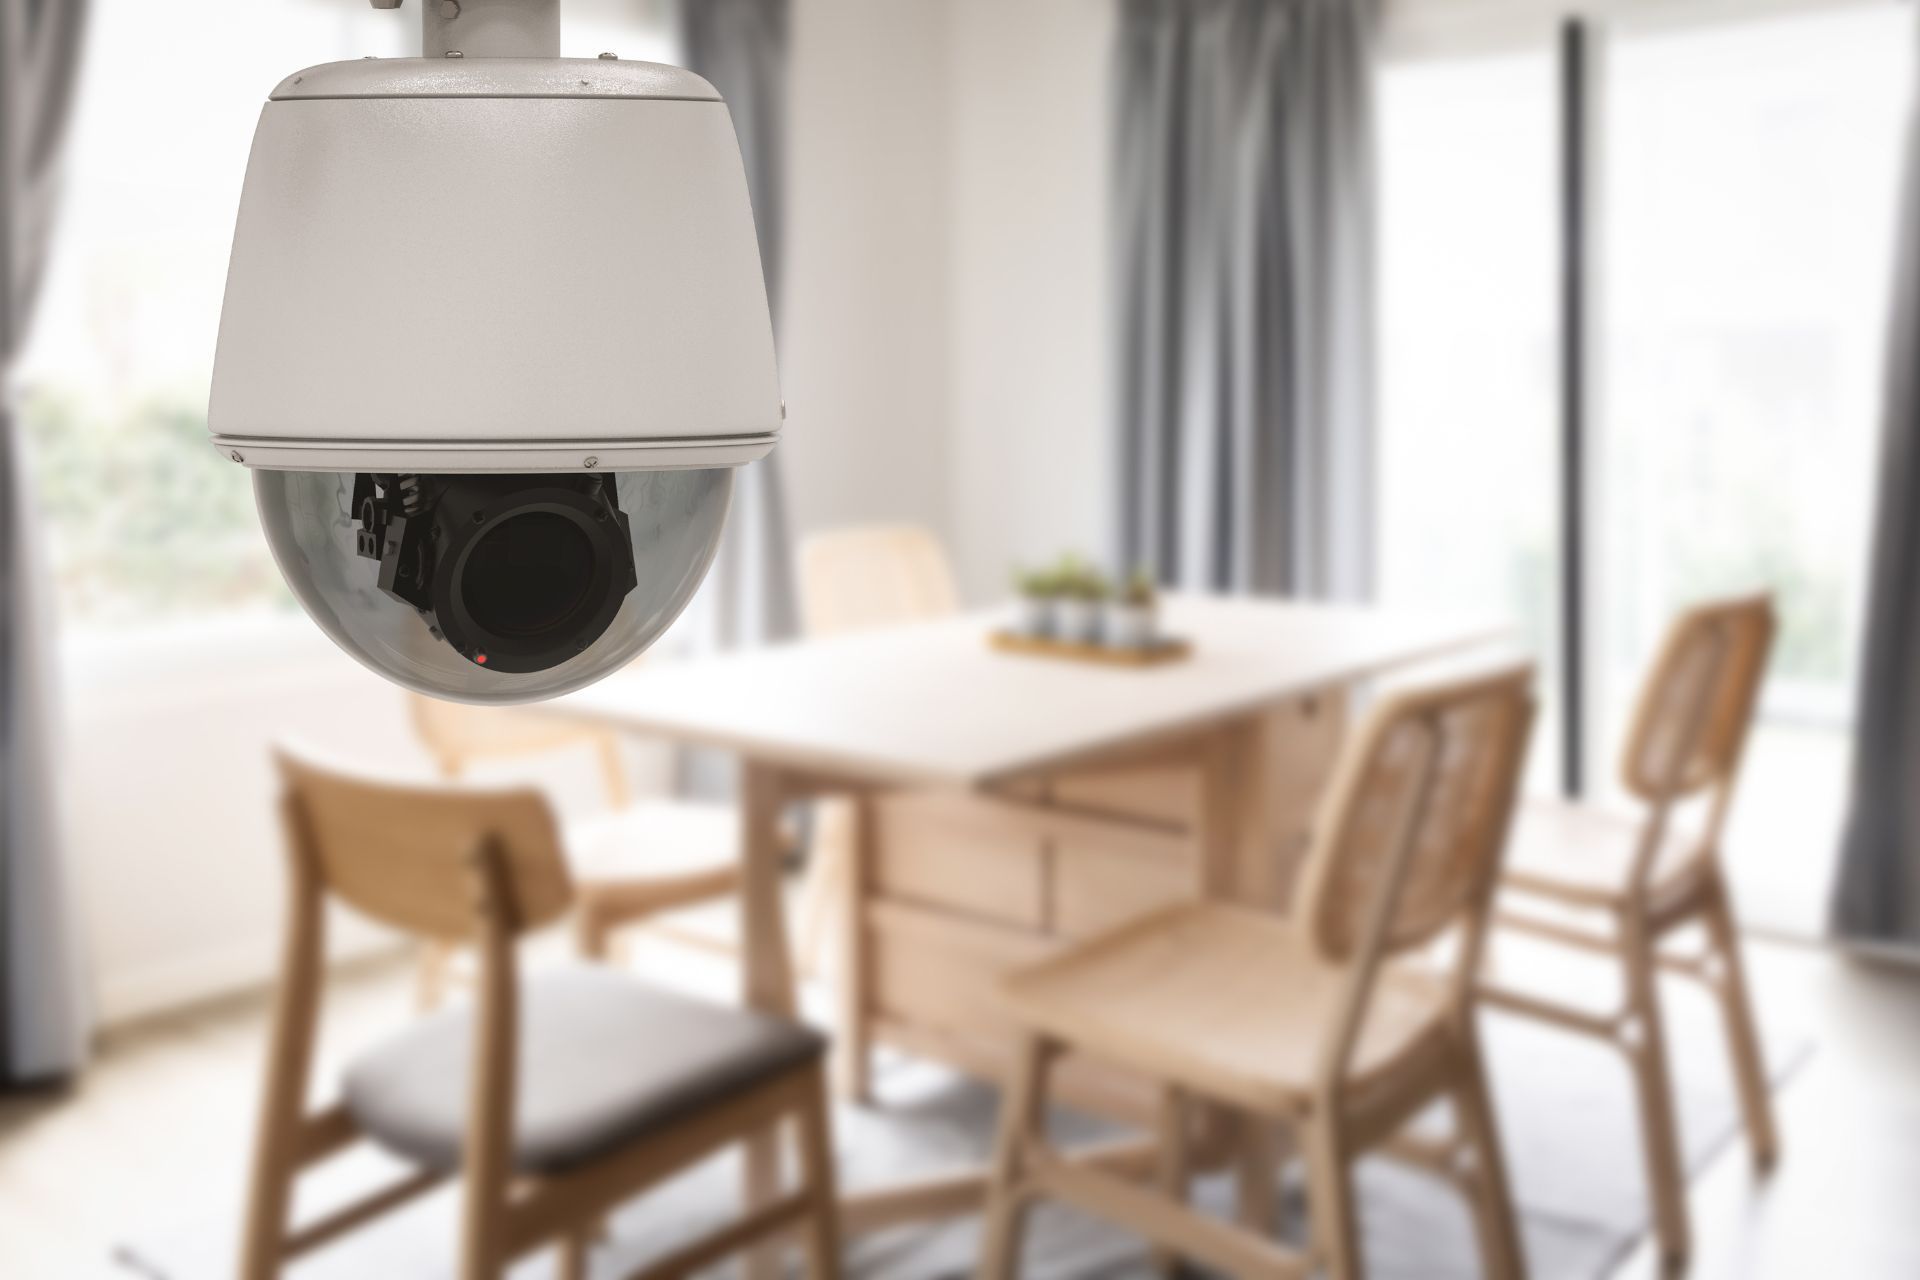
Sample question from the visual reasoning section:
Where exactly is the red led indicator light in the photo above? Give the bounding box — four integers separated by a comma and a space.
475, 653, 488, 665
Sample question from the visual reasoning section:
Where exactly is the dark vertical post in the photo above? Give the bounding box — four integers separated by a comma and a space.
1559, 19, 1589, 798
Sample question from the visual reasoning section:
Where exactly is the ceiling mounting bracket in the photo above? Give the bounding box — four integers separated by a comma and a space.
368, 0, 563, 59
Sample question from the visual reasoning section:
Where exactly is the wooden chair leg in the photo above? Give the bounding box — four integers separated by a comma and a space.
1623, 934, 1691, 1268
742, 1118, 788, 1280
1453, 1041, 1525, 1280
239, 1131, 296, 1280
796, 1068, 844, 1279
459, 1197, 507, 1280
242, 840, 325, 1280
1149, 1087, 1192, 1277
557, 1231, 591, 1280
1303, 1113, 1364, 1280
1235, 1114, 1280, 1237
977, 1036, 1054, 1280
1703, 885, 1779, 1170
574, 904, 613, 963
415, 939, 455, 1012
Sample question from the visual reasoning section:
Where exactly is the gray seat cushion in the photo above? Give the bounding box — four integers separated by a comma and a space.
343, 968, 825, 1175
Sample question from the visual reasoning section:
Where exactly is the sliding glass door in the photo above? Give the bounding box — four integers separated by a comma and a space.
1378, 2, 1914, 933
1377, 49, 1562, 789
1597, 6, 1910, 930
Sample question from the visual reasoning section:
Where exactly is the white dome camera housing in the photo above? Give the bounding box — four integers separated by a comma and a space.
209, 0, 777, 704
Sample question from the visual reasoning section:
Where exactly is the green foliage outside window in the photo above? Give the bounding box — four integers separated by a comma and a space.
20, 386, 291, 624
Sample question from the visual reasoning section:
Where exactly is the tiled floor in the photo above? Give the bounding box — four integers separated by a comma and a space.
1610, 939, 1920, 1279
2, 928, 1917, 1279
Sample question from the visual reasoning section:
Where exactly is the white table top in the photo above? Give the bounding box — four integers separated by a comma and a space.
554, 595, 1502, 788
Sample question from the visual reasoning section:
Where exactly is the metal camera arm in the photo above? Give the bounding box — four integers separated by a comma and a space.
368, 0, 563, 60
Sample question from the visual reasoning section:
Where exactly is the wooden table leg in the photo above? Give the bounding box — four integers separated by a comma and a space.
739, 761, 798, 1280
1195, 719, 1306, 1217
1197, 720, 1254, 901
833, 795, 875, 1103
1233, 691, 1349, 911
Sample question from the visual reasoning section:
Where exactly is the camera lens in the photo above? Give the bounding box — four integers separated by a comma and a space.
461, 511, 596, 639
253, 466, 733, 705
347, 472, 642, 674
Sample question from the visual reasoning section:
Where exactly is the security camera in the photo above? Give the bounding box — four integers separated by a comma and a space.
209, 0, 777, 704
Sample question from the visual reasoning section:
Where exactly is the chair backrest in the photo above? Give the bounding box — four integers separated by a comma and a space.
409, 695, 631, 807
1295, 664, 1536, 968
1618, 593, 1775, 806
796, 524, 960, 639
275, 743, 573, 940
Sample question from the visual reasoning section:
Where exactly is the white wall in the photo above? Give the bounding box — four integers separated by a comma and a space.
945, 0, 1115, 601
65, 616, 661, 1026
782, 0, 1116, 600
64, 618, 420, 1024
780, 0, 955, 548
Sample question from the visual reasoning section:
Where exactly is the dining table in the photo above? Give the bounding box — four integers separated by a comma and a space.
552, 593, 1501, 1275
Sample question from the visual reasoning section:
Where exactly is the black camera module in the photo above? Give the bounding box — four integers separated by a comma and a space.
352, 472, 639, 673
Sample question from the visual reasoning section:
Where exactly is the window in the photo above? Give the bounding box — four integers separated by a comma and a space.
1377, 49, 1562, 789
19, 0, 675, 628
1597, 5, 1911, 930
1378, 3, 1913, 933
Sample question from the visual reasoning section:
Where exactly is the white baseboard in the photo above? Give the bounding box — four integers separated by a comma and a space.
95, 927, 403, 1029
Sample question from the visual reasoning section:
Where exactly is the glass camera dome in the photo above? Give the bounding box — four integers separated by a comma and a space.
256, 467, 733, 704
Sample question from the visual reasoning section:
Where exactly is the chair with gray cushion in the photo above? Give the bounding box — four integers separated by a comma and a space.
241, 742, 841, 1280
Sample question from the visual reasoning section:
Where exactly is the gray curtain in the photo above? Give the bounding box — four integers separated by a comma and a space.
680, 0, 797, 652
0, 0, 90, 1083
1114, 0, 1375, 599
675, 0, 794, 797
1831, 28, 1920, 951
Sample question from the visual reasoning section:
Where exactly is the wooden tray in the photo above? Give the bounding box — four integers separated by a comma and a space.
989, 630, 1193, 668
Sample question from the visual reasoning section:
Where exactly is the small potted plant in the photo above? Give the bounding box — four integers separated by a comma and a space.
1012, 566, 1059, 638
1107, 568, 1159, 650
1053, 556, 1109, 645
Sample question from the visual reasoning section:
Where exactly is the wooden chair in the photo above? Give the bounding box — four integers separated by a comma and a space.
792, 524, 961, 978
410, 694, 743, 1006
976, 665, 1538, 1280
796, 523, 961, 639
1481, 593, 1779, 1268
243, 745, 840, 1280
